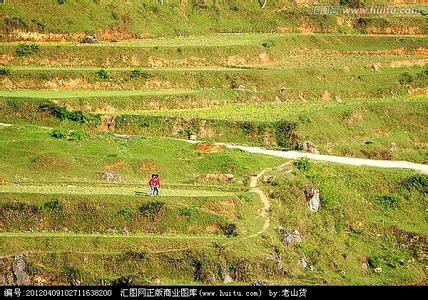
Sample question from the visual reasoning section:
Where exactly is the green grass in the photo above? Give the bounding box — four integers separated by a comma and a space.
108, 96, 428, 162
264, 161, 427, 285
1, 1, 426, 39
0, 124, 282, 185
0, 193, 242, 235
0, 89, 208, 98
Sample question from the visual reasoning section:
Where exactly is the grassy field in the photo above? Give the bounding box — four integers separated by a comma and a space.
1, 150, 426, 285
263, 161, 427, 285
1, 1, 426, 40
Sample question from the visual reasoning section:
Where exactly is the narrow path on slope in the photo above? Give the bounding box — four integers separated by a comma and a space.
243, 162, 290, 239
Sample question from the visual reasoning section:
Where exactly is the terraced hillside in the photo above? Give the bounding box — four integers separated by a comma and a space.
0, 0, 427, 286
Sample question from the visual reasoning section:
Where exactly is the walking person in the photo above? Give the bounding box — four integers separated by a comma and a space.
149, 174, 160, 196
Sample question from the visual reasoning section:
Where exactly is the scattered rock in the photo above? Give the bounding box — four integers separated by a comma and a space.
374, 267, 383, 274
299, 256, 308, 269
13, 255, 30, 285
261, 175, 276, 184
390, 142, 398, 152
220, 268, 233, 284
371, 63, 381, 71
296, 141, 319, 154
80, 35, 99, 44
305, 187, 320, 212
278, 227, 302, 245
361, 260, 369, 273
101, 171, 119, 183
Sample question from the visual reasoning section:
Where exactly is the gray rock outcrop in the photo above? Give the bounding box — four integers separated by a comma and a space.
306, 187, 320, 212
13, 255, 30, 285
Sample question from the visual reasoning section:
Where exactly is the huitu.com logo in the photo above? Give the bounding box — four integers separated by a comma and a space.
311, 5, 423, 16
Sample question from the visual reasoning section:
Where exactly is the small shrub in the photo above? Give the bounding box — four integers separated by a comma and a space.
43, 199, 62, 211
398, 72, 413, 85
221, 223, 238, 237
96, 68, 110, 80
416, 67, 428, 80
63, 266, 82, 284
16, 44, 40, 57
34, 20, 46, 32
130, 69, 150, 79
50, 128, 67, 139
375, 194, 399, 209
275, 121, 296, 148
69, 130, 85, 141
57, 0, 66, 4
298, 115, 311, 124
6, 99, 20, 111
67, 111, 87, 123
402, 174, 427, 192
238, 193, 252, 203
0, 67, 11, 76
50, 128, 85, 141
294, 158, 310, 172
139, 201, 164, 218
262, 40, 275, 48
26, 263, 42, 275
179, 207, 192, 218
118, 208, 133, 217
368, 256, 382, 268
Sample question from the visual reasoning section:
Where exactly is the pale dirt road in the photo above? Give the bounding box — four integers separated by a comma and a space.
221, 144, 428, 174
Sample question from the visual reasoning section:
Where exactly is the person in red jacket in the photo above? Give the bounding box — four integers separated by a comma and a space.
149, 174, 160, 196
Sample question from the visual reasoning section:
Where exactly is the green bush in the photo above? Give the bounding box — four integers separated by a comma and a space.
118, 208, 133, 217
179, 207, 192, 218
368, 256, 382, 268
16, 44, 40, 57
57, 0, 66, 4
130, 69, 151, 79
139, 201, 164, 218
375, 195, 399, 209
50, 128, 85, 141
275, 121, 296, 148
294, 158, 310, 172
398, 72, 413, 85
50, 128, 68, 139
63, 266, 82, 283
39, 102, 100, 125
402, 174, 427, 192
69, 130, 85, 141
96, 68, 110, 80
221, 223, 238, 237
43, 199, 62, 211
0, 67, 11, 76
262, 40, 275, 48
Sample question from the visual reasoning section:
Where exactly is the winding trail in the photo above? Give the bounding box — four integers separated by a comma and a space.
244, 162, 290, 239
